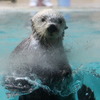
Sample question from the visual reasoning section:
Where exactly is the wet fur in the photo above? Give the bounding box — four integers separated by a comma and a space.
7, 9, 95, 100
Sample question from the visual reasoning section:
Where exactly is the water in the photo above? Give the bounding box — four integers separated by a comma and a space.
0, 10, 100, 100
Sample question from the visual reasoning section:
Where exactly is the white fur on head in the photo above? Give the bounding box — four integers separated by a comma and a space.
31, 9, 68, 39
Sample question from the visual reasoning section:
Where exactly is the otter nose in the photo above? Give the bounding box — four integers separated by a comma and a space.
47, 25, 58, 33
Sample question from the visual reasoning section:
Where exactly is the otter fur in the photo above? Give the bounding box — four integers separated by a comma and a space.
5, 9, 95, 100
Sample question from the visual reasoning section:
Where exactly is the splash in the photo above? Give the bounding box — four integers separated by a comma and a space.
0, 62, 100, 99
84, 62, 100, 78
1, 68, 83, 98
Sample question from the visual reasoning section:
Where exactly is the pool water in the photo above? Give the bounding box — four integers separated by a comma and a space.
0, 10, 100, 100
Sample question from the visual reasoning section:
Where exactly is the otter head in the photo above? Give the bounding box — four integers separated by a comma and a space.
31, 9, 68, 40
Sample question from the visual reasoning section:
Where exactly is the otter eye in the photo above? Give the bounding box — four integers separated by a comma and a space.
58, 19, 63, 24
41, 17, 46, 22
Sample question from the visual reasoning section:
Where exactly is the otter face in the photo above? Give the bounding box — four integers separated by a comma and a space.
31, 9, 68, 39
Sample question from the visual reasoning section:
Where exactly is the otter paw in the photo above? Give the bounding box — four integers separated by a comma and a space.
4, 76, 33, 93
78, 85, 95, 100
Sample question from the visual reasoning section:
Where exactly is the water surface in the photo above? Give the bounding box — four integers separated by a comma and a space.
0, 10, 100, 100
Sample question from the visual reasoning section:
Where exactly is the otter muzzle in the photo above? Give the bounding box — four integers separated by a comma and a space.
47, 24, 58, 33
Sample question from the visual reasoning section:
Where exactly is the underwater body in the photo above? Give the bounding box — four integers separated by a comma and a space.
0, 10, 100, 100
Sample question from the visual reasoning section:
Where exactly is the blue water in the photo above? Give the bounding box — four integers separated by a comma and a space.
0, 10, 100, 100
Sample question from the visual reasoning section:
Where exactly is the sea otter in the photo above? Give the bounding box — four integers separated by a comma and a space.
4, 9, 95, 100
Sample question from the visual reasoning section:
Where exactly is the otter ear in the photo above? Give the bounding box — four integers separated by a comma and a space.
65, 26, 68, 30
